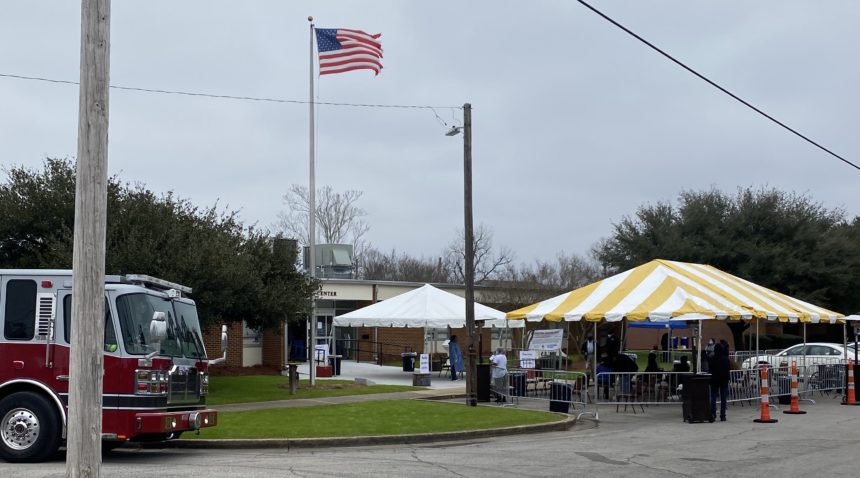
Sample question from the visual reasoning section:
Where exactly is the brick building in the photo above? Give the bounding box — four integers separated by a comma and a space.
202, 278, 807, 371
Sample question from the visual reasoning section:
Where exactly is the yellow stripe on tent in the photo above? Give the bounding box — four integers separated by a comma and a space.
581, 260, 660, 321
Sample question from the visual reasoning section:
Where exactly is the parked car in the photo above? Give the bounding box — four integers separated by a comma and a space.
741, 343, 849, 370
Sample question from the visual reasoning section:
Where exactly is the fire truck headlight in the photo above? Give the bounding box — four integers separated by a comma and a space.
163, 417, 177, 430
188, 412, 202, 430
136, 369, 169, 396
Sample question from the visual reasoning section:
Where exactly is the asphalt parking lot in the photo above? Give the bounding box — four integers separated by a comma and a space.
5, 392, 857, 477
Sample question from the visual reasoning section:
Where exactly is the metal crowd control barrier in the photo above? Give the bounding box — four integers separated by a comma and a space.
562, 361, 854, 417
502, 369, 593, 419
799, 361, 846, 399
593, 372, 700, 413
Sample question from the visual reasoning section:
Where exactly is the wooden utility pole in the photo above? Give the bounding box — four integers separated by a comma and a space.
462, 103, 477, 406
67, 0, 111, 476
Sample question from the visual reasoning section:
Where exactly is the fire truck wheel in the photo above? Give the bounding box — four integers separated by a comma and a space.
0, 391, 61, 463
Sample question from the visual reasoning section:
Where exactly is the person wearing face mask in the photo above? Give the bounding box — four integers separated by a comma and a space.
702, 339, 716, 373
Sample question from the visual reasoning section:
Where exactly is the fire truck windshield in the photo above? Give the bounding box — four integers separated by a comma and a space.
115, 293, 207, 359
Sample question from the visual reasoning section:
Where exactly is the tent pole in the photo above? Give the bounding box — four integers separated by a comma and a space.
593, 321, 598, 387
565, 321, 571, 369
802, 322, 807, 369
755, 318, 760, 360
844, 323, 848, 362
697, 321, 702, 373
669, 328, 673, 365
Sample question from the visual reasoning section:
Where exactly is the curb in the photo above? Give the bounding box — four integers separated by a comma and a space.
135, 413, 576, 450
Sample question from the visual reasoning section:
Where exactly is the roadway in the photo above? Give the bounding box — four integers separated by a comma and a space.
6, 395, 856, 477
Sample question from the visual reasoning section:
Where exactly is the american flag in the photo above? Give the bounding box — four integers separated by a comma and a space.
315, 28, 383, 76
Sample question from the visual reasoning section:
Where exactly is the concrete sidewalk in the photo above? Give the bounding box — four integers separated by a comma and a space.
297, 359, 467, 390
215, 360, 467, 412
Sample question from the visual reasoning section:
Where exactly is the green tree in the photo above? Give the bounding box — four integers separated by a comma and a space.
595, 187, 860, 346
0, 158, 317, 330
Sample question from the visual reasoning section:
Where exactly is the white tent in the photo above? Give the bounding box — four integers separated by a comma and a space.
333, 283, 523, 329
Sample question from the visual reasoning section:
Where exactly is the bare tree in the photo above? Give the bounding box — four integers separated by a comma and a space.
478, 252, 605, 348
276, 184, 370, 258
445, 223, 513, 284
359, 248, 447, 283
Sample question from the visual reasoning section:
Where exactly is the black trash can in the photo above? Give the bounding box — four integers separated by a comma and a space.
328, 355, 342, 376
401, 352, 416, 372
550, 382, 572, 413
476, 363, 492, 402
510, 372, 527, 397
681, 374, 711, 423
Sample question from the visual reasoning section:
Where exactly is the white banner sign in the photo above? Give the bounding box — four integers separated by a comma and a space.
519, 350, 536, 369
529, 329, 564, 351
418, 354, 430, 374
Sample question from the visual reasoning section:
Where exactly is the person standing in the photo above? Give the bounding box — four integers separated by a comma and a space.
645, 345, 661, 373
490, 348, 508, 403
702, 339, 716, 373
448, 335, 464, 381
581, 335, 596, 377
660, 333, 669, 363
606, 331, 620, 360
709, 341, 731, 422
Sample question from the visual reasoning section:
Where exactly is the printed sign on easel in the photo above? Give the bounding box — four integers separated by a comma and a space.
528, 329, 564, 351
519, 350, 536, 369
418, 354, 430, 373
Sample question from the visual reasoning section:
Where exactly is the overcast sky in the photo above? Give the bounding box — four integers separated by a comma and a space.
1, 1, 858, 265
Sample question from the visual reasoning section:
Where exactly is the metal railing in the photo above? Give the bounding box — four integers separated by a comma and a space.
497, 368, 592, 418
333, 338, 415, 366
593, 372, 695, 407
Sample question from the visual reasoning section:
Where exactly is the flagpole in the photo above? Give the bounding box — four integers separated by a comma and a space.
308, 16, 317, 387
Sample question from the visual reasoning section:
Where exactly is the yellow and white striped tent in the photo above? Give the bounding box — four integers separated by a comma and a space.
506, 259, 843, 324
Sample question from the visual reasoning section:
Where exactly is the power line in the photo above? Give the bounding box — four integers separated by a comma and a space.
576, 0, 860, 172
0, 72, 461, 110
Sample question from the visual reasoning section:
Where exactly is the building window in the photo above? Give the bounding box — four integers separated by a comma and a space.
243, 321, 262, 347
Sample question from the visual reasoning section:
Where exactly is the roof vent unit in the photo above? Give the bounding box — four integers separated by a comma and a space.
303, 244, 355, 279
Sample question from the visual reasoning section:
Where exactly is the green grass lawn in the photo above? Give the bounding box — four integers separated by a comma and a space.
192, 400, 560, 439
206, 375, 423, 406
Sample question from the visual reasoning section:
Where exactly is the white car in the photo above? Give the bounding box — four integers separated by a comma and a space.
740, 342, 852, 370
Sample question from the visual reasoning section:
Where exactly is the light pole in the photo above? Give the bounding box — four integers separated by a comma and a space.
447, 103, 477, 406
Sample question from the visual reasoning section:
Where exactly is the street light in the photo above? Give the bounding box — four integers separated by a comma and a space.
447, 103, 477, 406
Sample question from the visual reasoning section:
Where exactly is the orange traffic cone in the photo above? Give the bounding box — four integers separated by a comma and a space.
783, 361, 806, 415
844, 361, 859, 406
754, 366, 778, 423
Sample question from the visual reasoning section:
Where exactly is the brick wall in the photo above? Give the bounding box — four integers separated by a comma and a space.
376, 328, 423, 364
625, 321, 735, 351
351, 326, 498, 364
262, 325, 285, 369
202, 323, 243, 369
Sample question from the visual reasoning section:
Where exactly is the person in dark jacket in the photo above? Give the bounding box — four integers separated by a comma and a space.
660, 333, 669, 362
672, 355, 691, 373
606, 332, 620, 360
645, 345, 661, 373
709, 342, 731, 422
613, 353, 639, 395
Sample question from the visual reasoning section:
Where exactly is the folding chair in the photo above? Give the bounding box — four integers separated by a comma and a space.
438, 357, 450, 377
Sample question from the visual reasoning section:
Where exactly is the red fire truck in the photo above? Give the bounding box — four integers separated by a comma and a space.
0, 270, 225, 462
